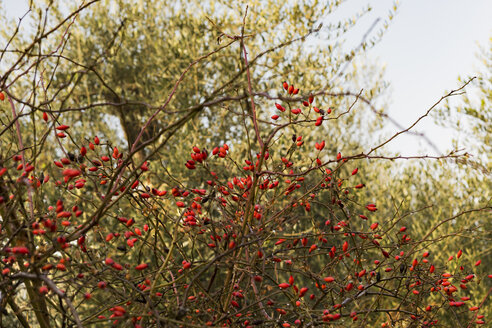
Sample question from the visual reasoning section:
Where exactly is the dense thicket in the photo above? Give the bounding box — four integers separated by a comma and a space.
0, 1, 490, 327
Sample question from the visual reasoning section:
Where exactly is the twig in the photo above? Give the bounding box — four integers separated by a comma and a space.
11, 272, 83, 328
240, 6, 264, 151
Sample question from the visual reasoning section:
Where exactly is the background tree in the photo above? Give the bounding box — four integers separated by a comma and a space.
0, 0, 397, 176
357, 36, 492, 326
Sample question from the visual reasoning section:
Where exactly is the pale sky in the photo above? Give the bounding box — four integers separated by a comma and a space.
346, 0, 492, 155
3, 0, 491, 156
